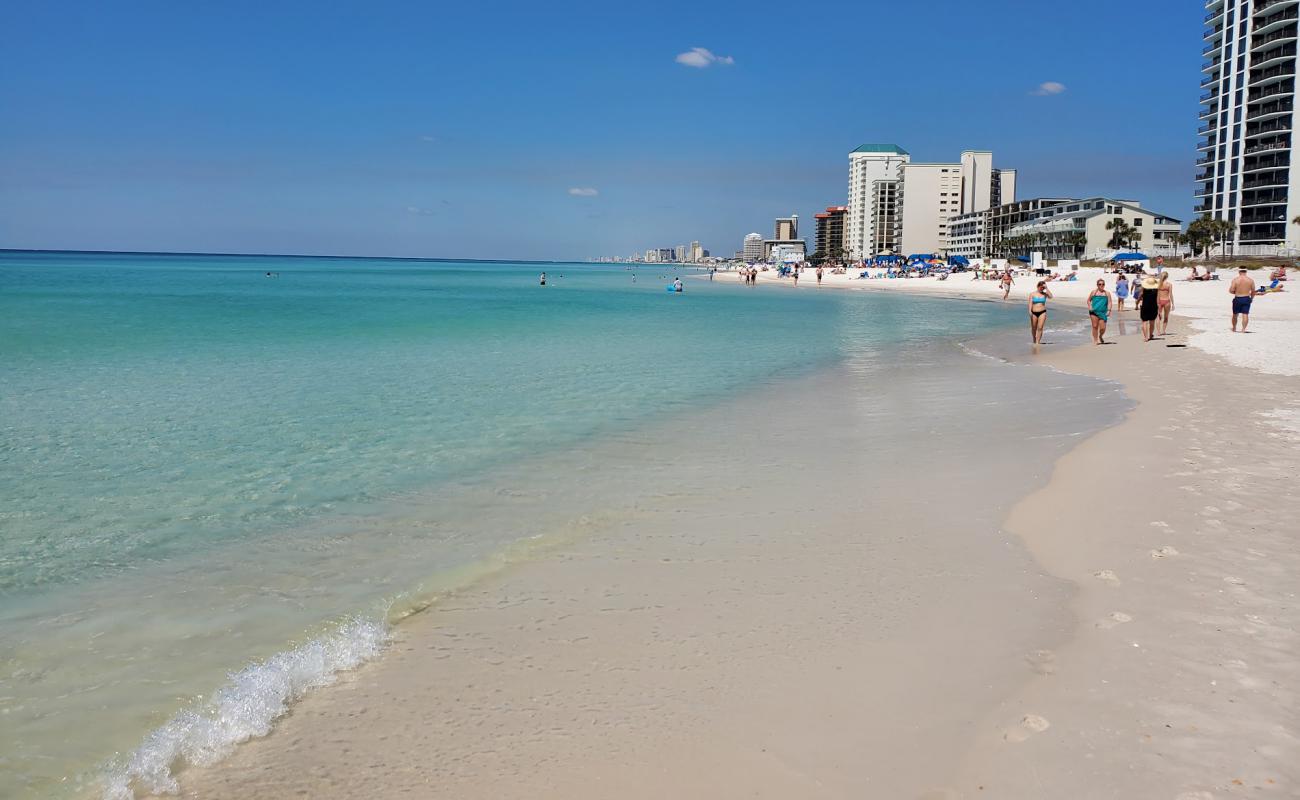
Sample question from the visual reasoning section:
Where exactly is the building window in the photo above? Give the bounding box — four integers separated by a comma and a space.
1133, 218, 1142, 227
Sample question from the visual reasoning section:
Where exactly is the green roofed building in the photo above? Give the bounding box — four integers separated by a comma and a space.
851, 144, 910, 155
846, 144, 912, 259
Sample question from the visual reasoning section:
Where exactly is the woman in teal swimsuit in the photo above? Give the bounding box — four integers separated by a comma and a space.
1088, 278, 1113, 345
1028, 281, 1053, 345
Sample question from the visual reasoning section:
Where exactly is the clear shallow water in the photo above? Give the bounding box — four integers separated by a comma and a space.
0, 252, 1034, 798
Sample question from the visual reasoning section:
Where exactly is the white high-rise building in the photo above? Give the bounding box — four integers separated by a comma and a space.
742, 232, 764, 261
1199, 0, 1300, 250
846, 144, 911, 259
896, 150, 1017, 255
690, 241, 703, 262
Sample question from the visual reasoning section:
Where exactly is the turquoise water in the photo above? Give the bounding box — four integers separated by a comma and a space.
0, 251, 1029, 798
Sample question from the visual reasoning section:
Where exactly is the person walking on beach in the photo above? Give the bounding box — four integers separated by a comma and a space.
1028, 280, 1052, 345
1088, 278, 1113, 345
816, 265, 824, 286
539, 272, 547, 286
1230, 267, 1256, 332
1115, 273, 1129, 311
1139, 274, 1160, 340
1155, 272, 1174, 337
1000, 270, 1014, 300
792, 268, 799, 287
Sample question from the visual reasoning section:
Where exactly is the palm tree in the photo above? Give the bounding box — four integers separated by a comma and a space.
1209, 218, 1235, 260
1105, 219, 1136, 250
1065, 231, 1088, 258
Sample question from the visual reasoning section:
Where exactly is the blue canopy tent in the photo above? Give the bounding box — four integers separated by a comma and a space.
906, 253, 937, 265
947, 255, 970, 267
1111, 252, 1149, 261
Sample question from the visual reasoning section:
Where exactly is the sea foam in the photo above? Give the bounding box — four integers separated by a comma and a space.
100, 617, 388, 799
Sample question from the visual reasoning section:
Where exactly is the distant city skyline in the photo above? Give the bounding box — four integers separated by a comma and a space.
2, 1, 1201, 261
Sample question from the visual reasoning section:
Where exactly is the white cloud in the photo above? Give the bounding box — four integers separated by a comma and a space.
567, 187, 599, 197
1031, 81, 1066, 96
675, 47, 734, 68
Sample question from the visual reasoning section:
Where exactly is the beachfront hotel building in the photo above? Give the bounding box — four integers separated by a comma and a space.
846, 144, 910, 259
895, 151, 1017, 256
742, 232, 764, 261
814, 206, 847, 258
1198, 0, 1300, 252
1000, 198, 1182, 260
949, 198, 1074, 258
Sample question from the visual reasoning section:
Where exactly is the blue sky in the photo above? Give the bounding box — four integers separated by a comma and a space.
1, 0, 1201, 261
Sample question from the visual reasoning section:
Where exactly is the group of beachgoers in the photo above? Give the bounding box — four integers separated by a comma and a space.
1026, 266, 1278, 346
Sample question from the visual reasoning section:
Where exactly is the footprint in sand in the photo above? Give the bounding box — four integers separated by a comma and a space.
1004, 714, 1051, 742
1224, 576, 1247, 586
1203, 505, 1221, 515
1096, 612, 1134, 629
1151, 546, 1179, 559
1150, 520, 1170, 528
1025, 649, 1056, 676
1093, 570, 1121, 585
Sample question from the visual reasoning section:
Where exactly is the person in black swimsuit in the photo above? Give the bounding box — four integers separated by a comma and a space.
1138, 275, 1159, 340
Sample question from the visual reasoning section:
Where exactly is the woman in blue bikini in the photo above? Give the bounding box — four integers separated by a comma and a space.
1028, 280, 1053, 345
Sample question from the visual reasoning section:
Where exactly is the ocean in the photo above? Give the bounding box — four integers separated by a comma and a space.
0, 251, 1109, 798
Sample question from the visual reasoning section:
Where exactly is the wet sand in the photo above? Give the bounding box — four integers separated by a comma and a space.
170, 334, 1120, 799
170, 309, 1299, 799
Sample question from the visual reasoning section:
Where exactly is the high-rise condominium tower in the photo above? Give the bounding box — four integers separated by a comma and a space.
846, 144, 911, 259
1198, 0, 1300, 249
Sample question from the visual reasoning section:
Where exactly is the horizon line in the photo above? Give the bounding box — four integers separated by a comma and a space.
0, 247, 589, 266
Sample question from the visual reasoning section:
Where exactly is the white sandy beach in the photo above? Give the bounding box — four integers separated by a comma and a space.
168, 270, 1300, 800
746, 264, 1300, 377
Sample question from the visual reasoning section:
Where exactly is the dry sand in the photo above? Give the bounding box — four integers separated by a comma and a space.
169, 281, 1299, 800
949, 323, 1300, 798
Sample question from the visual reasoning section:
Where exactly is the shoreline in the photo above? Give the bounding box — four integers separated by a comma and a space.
727, 263, 1300, 377
161, 282, 1300, 798
949, 312, 1300, 796
167, 315, 1122, 799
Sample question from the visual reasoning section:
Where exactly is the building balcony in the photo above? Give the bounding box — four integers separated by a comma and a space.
1254, 3, 1299, 34
1195, 168, 1217, 182
1192, 204, 1214, 213
1197, 137, 1219, 151
1246, 119, 1293, 137
1257, 43, 1300, 71
1241, 189, 1290, 205
1245, 139, 1292, 155
1247, 81, 1294, 102
1249, 62, 1297, 86
1243, 152, 1291, 171
1240, 228, 1287, 242
1252, 98, 1296, 120
1240, 211, 1288, 224
1195, 185, 1215, 198
1254, 0, 1296, 18
1201, 72, 1221, 88
1200, 103, 1220, 119
1242, 174, 1290, 189
1251, 26, 1299, 52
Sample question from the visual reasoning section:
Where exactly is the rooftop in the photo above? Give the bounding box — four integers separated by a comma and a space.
851, 144, 909, 155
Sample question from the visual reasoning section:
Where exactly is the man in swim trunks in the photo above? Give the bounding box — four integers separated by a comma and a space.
1087, 278, 1112, 345
1229, 268, 1256, 332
